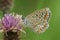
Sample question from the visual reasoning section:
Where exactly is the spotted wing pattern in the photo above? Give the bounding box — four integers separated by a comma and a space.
24, 8, 51, 33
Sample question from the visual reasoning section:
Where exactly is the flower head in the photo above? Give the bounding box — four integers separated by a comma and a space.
1, 13, 23, 31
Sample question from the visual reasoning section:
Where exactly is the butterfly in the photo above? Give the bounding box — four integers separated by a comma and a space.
0, 8, 51, 34
23, 8, 51, 33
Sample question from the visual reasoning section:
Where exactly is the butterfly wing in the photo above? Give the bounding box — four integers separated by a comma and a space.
24, 8, 51, 33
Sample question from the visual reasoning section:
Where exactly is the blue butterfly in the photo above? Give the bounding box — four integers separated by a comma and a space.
23, 8, 51, 33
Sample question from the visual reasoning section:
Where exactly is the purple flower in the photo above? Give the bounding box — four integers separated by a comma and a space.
2, 14, 20, 30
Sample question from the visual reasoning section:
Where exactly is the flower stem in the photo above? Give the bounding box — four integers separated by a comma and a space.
4, 31, 20, 40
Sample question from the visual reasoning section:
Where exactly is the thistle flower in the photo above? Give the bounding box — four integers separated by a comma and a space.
0, 12, 26, 40
0, 13, 25, 33
2, 14, 18, 30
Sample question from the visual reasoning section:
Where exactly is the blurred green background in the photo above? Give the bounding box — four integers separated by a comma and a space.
0, 0, 60, 40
